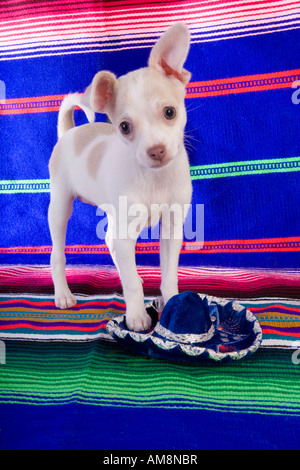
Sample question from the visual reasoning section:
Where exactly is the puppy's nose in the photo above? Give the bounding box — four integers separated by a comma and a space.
147, 144, 166, 161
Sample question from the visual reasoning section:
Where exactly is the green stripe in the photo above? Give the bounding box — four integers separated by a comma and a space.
190, 156, 300, 180
0, 341, 299, 415
1, 156, 300, 193
0, 179, 50, 194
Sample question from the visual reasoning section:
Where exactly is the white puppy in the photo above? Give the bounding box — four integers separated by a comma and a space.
48, 22, 192, 331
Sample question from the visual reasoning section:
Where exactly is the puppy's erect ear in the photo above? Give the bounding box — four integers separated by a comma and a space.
148, 22, 191, 86
81, 71, 117, 114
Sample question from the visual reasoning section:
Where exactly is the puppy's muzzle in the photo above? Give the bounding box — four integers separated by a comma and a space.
147, 144, 166, 162
147, 144, 171, 168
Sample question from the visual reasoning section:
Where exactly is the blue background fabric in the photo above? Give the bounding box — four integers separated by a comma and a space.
1, 2, 300, 452
1, 403, 300, 450
1, 2, 300, 270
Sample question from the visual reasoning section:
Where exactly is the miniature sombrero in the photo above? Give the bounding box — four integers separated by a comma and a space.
107, 291, 262, 363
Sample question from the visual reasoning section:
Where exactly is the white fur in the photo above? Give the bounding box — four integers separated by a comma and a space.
48, 23, 193, 331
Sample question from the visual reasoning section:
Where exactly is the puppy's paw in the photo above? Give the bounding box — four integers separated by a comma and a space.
126, 308, 151, 332
55, 291, 77, 309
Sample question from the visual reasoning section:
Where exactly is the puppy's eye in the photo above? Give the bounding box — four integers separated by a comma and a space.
163, 107, 176, 120
119, 121, 131, 135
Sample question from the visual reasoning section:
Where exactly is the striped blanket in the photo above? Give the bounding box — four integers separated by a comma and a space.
1, 0, 300, 450
0, 292, 300, 349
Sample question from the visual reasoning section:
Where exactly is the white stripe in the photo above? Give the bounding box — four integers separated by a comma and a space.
191, 23, 300, 43
0, 38, 156, 57
0, 13, 299, 53
1, 19, 299, 57
1, 8, 300, 43
192, 17, 300, 38
262, 339, 300, 348
2, 8, 300, 48
0, 332, 111, 342
0, 17, 299, 57
238, 298, 300, 305
1, 24, 299, 61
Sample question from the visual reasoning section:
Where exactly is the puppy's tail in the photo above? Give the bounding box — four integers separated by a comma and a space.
57, 92, 95, 140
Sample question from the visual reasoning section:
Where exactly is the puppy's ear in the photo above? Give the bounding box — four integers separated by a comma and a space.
82, 71, 117, 114
148, 22, 191, 85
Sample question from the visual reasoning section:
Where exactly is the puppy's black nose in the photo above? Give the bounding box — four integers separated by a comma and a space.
147, 145, 166, 161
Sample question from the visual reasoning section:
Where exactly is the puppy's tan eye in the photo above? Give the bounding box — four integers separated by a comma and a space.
119, 121, 131, 135
163, 107, 176, 120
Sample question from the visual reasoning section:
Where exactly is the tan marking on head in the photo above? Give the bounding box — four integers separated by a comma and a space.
87, 140, 107, 180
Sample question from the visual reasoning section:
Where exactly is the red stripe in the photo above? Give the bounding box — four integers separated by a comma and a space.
0, 322, 107, 332
262, 327, 300, 337
250, 304, 300, 313
0, 94, 74, 115
186, 69, 300, 98
2, 68, 298, 116
1, 236, 300, 255
2, 319, 300, 334
0, 298, 125, 308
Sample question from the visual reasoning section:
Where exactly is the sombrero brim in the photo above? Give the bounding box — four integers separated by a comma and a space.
106, 294, 262, 363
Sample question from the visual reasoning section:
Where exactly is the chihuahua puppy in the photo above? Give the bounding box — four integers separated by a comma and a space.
48, 22, 192, 331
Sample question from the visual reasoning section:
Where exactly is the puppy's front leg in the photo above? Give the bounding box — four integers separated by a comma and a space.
160, 214, 184, 306
113, 238, 151, 331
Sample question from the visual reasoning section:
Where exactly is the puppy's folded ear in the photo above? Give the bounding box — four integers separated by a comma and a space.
81, 71, 118, 115
148, 22, 191, 86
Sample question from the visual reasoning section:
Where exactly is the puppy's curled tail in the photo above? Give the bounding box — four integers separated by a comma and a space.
57, 93, 95, 140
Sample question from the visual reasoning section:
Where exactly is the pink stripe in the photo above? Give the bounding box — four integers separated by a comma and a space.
0, 0, 196, 20
2, 2, 300, 35
3, 3, 300, 33
0, 0, 234, 12
4, 0, 300, 25
0, 1, 216, 24
0, 266, 299, 299
3, 12, 300, 41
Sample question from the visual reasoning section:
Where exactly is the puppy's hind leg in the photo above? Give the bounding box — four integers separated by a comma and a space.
48, 182, 76, 309
105, 212, 120, 274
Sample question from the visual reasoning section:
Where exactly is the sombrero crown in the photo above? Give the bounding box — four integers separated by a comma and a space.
154, 291, 215, 345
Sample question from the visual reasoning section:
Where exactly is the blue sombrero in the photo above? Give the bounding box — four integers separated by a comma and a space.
107, 291, 262, 363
